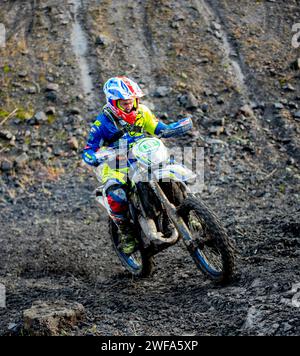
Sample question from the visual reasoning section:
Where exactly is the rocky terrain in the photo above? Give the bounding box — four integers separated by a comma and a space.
0, 0, 299, 336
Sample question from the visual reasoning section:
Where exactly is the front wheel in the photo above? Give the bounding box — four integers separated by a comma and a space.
109, 219, 154, 277
177, 197, 235, 284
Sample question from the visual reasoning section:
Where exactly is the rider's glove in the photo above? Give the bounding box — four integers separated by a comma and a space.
159, 117, 193, 138
82, 150, 99, 166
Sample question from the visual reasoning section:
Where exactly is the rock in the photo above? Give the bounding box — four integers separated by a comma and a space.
240, 104, 254, 117
251, 278, 264, 288
295, 58, 300, 70
42, 151, 53, 161
0, 129, 15, 141
293, 111, 300, 119
45, 91, 57, 102
69, 107, 81, 115
68, 137, 79, 150
34, 111, 48, 123
154, 86, 170, 98
209, 125, 224, 136
53, 147, 64, 156
21, 144, 29, 152
212, 22, 221, 31
185, 92, 198, 110
243, 306, 264, 331
287, 157, 296, 165
45, 83, 59, 92
178, 93, 198, 109
76, 94, 84, 101
288, 102, 298, 109
27, 86, 37, 94
170, 21, 180, 29
178, 94, 187, 106
274, 102, 284, 110
173, 13, 185, 22
18, 71, 28, 78
14, 153, 29, 168
201, 103, 209, 112
45, 106, 56, 115
198, 116, 224, 129
197, 58, 209, 64
23, 300, 85, 336
1, 159, 13, 172
280, 98, 288, 105
282, 322, 293, 333
8, 323, 19, 332
214, 31, 222, 39
95, 34, 111, 47
282, 84, 295, 92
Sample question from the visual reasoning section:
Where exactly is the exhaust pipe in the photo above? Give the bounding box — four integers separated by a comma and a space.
138, 216, 178, 244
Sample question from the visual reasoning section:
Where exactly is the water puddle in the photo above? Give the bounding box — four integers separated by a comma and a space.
70, 0, 94, 101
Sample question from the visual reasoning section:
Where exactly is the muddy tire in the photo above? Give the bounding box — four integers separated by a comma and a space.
109, 219, 154, 277
159, 181, 187, 206
177, 196, 235, 284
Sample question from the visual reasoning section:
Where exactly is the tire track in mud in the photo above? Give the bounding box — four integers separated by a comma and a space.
85, 0, 167, 98
194, 0, 250, 106
3, 1, 35, 42
190, 0, 284, 176
70, 0, 96, 109
203, 0, 300, 165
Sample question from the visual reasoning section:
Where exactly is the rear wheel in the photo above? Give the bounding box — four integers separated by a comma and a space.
177, 197, 235, 284
109, 219, 154, 277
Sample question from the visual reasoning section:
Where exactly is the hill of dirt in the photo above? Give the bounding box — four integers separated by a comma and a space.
0, 0, 299, 336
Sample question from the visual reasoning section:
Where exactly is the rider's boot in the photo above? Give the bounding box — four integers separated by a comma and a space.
118, 221, 137, 255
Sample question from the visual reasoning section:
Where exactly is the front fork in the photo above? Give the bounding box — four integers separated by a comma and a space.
148, 181, 196, 252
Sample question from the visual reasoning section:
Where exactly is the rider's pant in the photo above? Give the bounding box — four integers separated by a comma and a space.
94, 162, 130, 226
105, 183, 129, 224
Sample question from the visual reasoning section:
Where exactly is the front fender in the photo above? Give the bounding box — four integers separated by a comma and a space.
154, 164, 196, 182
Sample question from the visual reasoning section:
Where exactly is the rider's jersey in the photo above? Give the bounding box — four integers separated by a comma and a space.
83, 104, 193, 185
84, 104, 166, 153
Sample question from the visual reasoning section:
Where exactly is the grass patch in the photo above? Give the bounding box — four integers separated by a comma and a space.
47, 114, 56, 124
3, 65, 11, 74
54, 130, 68, 141
16, 108, 34, 120
0, 109, 9, 118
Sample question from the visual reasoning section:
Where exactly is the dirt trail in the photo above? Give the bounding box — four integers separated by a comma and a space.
70, 0, 95, 105
0, 0, 299, 336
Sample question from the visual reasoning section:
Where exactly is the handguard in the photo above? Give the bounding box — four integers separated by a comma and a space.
82, 147, 117, 167
82, 150, 99, 166
160, 117, 193, 138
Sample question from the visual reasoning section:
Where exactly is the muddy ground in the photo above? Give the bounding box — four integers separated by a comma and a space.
0, 0, 299, 335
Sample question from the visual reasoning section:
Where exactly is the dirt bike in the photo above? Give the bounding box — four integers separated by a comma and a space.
95, 136, 235, 284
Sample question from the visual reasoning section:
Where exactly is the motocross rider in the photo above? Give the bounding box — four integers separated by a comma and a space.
82, 76, 193, 254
